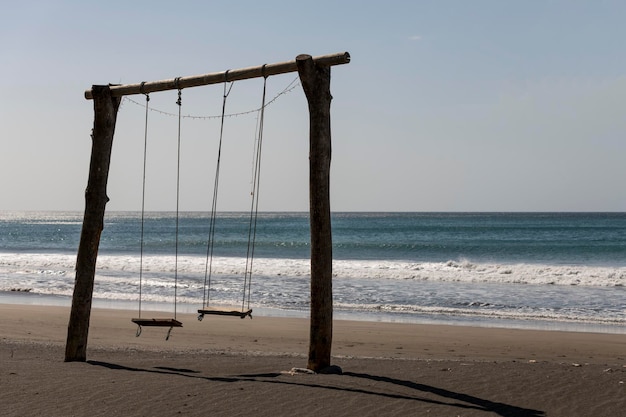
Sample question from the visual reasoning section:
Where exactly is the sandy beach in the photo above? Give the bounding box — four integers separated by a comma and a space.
1, 303, 624, 416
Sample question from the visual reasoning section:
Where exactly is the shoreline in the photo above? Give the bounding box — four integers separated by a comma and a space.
2, 303, 625, 416
2, 303, 625, 364
2, 290, 624, 335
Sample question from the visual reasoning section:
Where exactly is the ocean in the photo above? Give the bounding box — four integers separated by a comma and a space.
1, 211, 625, 333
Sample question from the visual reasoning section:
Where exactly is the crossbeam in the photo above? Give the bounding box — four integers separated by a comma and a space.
84, 51, 350, 100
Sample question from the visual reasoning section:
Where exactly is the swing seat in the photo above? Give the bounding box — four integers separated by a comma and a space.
197, 308, 253, 320
131, 318, 183, 327
132, 318, 182, 340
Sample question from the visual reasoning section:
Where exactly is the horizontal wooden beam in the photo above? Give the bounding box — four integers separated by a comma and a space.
84, 51, 350, 100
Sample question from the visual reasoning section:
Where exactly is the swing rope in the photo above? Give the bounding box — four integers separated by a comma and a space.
137, 84, 150, 319
202, 77, 234, 310
173, 81, 183, 320
200, 75, 266, 318
242, 73, 268, 311
132, 83, 183, 338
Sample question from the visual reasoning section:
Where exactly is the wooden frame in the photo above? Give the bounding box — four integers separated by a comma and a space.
66, 52, 350, 373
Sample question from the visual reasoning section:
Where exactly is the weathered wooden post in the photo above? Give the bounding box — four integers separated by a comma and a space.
65, 85, 120, 362
297, 54, 334, 372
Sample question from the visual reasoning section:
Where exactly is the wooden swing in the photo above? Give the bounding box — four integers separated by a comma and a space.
197, 74, 268, 322
132, 84, 184, 339
66, 52, 349, 366
197, 308, 253, 320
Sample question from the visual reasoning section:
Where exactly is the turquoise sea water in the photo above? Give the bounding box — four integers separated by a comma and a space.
1, 211, 625, 332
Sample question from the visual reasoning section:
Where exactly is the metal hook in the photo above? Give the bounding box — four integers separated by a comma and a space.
175, 77, 182, 106
140, 82, 149, 101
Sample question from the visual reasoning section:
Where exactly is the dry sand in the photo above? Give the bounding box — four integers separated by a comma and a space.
1, 303, 625, 416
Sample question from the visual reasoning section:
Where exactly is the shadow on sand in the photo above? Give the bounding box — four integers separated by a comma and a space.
88, 361, 544, 417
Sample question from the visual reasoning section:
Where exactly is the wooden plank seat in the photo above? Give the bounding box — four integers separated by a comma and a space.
131, 318, 182, 340
131, 318, 183, 327
197, 309, 253, 320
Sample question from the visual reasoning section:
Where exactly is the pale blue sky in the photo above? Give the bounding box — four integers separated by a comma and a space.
1, 1, 625, 212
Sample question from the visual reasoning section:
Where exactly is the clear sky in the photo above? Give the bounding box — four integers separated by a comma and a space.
1, 1, 625, 212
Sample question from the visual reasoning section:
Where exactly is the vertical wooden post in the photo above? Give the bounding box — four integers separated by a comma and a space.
65, 85, 120, 362
297, 54, 334, 372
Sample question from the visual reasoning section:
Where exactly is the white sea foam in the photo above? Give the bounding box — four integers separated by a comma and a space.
2, 251, 624, 331
1, 253, 625, 290
336, 259, 626, 287
334, 302, 626, 326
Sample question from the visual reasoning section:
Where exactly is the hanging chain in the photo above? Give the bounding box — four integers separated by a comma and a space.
122, 77, 299, 120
